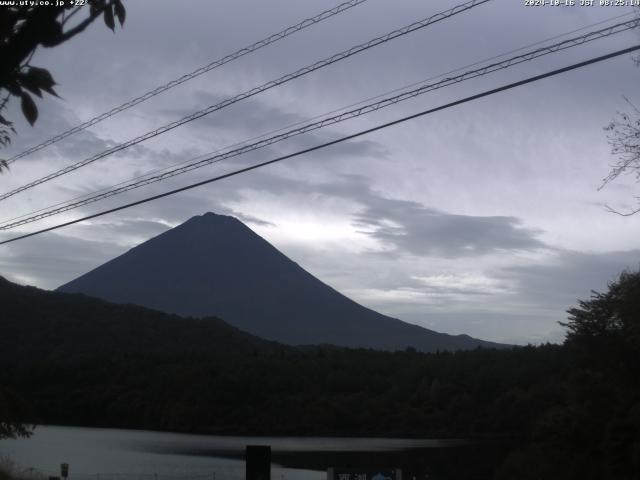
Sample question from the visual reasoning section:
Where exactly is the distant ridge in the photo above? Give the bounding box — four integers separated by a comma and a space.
58, 212, 506, 352
0, 275, 280, 362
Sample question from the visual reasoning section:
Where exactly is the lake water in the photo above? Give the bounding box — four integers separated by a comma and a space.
0, 426, 470, 480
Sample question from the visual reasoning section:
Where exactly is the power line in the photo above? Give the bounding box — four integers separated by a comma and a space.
3, 17, 636, 229
2, 17, 637, 230
14, 7, 629, 229
8, 9, 634, 230
1, 44, 638, 246
0, 0, 491, 203
5, 0, 370, 165
8, 10, 632, 232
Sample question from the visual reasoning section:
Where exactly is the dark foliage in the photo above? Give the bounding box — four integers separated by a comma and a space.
0, 387, 33, 439
0, 275, 281, 360
563, 269, 640, 347
1, 272, 639, 478
0, 0, 125, 157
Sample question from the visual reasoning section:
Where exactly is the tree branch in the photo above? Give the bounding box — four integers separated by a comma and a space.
49, 3, 109, 46
604, 203, 640, 216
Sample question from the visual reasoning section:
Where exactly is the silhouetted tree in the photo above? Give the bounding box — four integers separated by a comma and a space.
0, 388, 32, 439
562, 269, 640, 347
0, 0, 126, 166
601, 100, 640, 215
598, 9, 640, 215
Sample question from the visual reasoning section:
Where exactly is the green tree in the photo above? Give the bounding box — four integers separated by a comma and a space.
561, 269, 640, 347
0, 0, 126, 168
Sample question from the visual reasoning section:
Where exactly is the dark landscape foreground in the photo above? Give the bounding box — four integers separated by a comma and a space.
2, 271, 640, 479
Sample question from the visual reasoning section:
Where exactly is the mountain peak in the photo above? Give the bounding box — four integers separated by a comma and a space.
58, 213, 505, 352
178, 211, 257, 235
183, 211, 242, 226
195, 211, 231, 221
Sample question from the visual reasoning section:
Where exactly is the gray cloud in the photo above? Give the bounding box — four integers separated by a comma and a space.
353, 197, 547, 258
160, 91, 305, 135
0, 232, 122, 289
1, 100, 108, 163
232, 172, 547, 258
225, 209, 276, 227
500, 249, 640, 314
381, 249, 640, 344
1, 0, 640, 346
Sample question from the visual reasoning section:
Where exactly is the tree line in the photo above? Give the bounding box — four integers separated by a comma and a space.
1, 271, 639, 479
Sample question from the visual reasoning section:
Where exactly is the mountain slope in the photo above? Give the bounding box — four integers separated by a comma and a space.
58, 212, 504, 351
0, 275, 280, 363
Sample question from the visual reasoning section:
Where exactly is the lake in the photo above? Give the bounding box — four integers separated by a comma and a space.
0, 426, 475, 480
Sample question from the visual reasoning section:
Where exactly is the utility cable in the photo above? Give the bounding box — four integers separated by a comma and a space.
1, 18, 637, 230
1, 43, 638, 246
4, 0, 370, 164
0, 0, 491, 202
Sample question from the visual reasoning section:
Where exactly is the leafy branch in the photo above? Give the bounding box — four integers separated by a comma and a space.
0, 0, 126, 160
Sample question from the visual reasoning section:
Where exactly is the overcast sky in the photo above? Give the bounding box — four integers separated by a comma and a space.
1, 0, 639, 344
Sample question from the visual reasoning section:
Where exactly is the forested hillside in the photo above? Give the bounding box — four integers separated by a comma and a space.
2, 272, 640, 479
0, 276, 281, 361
